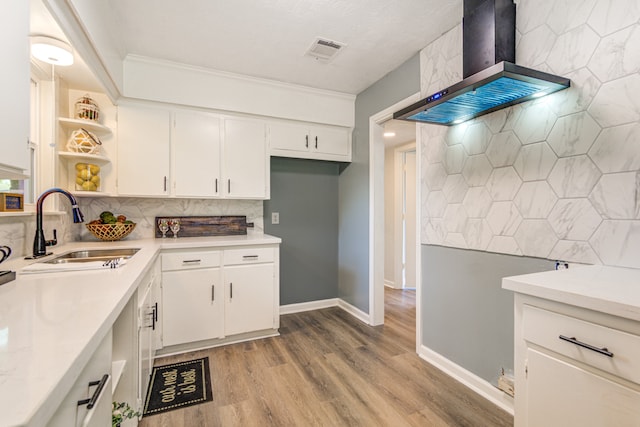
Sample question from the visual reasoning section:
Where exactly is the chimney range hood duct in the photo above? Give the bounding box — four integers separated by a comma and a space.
394, 0, 570, 126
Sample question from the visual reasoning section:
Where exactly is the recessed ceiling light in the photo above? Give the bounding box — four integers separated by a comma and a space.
383, 132, 396, 137
31, 36, 74, 66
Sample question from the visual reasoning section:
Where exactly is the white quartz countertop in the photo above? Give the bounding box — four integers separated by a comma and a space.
0, 234, 281, 427
503, 264, 640, 322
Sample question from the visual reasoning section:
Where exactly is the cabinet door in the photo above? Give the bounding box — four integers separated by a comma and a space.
138, 284, 153, 407
269, 122, 310, 152
311, 126, 350, 156
162, 268, 224, 346
0, 1, 29, 177
223, 118, 268, 199
47, 331, 112, 427
117, 104, 170, 196
173, 111, 221, 197
152, 260, 162, 352
224, 264, 275, 336
525, 348, 640, 427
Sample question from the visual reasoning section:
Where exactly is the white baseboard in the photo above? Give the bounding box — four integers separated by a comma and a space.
337, 299, 371, 324
280, 298, 339, 315
418, 345, 514, 415
280, 298, 371, 325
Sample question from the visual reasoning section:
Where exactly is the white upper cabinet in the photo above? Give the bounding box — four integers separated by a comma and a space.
173, 110, 221, 198
116, 103, 171, 197
0, 1, 29, 178
269, 121, 351, 162
223, 118, 269, 199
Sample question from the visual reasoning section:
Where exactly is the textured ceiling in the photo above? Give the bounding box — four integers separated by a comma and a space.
107, 0, 462, 94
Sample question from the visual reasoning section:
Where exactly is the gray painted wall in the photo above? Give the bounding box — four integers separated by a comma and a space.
338, 53, 421, 312
421, 244, 554, 383
264, 157, 339, 305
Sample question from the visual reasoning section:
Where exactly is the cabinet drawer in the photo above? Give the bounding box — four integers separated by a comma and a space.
523, 305, 640, 385
162, 251, 221, 271
224, 247, 274, 265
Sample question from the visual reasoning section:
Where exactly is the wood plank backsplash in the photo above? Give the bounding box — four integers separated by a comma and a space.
154, 216, 249, 237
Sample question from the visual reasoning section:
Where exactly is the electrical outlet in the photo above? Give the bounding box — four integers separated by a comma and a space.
271, 212, 279, 224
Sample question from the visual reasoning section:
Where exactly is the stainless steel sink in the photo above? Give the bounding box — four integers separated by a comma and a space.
42, 248, 140, 264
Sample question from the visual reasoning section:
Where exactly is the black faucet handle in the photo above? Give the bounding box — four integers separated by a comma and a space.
45, 229, 58, 247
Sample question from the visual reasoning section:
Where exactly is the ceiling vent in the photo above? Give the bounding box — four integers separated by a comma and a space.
305, 37, 346, 62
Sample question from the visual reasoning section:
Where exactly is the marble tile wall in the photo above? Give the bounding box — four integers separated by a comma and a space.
0, 198, 264, 259
420, 0, 640, 268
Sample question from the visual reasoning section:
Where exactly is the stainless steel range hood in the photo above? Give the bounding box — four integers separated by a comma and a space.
394, 0, 570, 126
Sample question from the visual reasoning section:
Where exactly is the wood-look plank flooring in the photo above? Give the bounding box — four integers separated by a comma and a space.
140, 288, 513, 426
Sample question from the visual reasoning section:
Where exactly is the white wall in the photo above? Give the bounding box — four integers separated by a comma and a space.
420, 0, 640, 269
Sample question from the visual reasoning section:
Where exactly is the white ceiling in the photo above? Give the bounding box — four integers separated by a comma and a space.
62, 0, 462, 95
384, 119, 417, 147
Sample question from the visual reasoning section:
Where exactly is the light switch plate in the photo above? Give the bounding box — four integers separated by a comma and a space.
272, 212, 280, 224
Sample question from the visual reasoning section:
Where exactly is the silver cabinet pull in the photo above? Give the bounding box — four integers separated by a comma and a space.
163, 176, 167, 192
315, 136, 318, 149
230, 282, 233, 299
77, 374, 109, 409
215, 178, 218, 193
228, 179, 231, 193
211, 284, 215, 302
242, 255, 259, 260
559, 335, 614, 357
182, 259, 201, 264
305, 135, 309, 148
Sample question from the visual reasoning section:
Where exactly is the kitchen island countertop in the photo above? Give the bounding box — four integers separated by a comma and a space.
0, 233, 281, 427
502, 264, 640, 322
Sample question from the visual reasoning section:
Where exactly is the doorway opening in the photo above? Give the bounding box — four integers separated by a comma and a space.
368, 92, 420, 349
383, 124, 417, 290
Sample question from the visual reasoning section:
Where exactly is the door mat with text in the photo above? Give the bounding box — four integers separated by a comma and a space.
143, 357, 213, 416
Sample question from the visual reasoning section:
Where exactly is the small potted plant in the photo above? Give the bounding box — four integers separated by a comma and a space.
112, 401, 140, 427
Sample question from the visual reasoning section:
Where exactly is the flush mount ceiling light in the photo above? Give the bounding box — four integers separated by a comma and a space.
31, 36, 74, 66
383, 132, 396, 137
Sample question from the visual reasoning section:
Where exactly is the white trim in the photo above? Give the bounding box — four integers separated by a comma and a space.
337, 299, 371, 325
280, 298, 340, 315
384, 279, 397, 289
369, 92, 421, 326
415, 127, 423, 353
418, 345, 515, 415
280, 298, 372, 325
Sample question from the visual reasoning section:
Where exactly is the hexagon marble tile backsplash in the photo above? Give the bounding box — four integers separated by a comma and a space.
419, 0, 640, 269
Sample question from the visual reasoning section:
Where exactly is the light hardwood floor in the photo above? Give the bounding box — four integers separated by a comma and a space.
140, 288, 513, 426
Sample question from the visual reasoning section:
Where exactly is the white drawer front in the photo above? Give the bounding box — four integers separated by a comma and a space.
162, 251, 221, 271
224, 247, 274, 265
523, 304, 640, 385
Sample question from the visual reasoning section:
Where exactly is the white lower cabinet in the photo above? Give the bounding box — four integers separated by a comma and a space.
163, 267, 224, 346
47, 331, 113, 427
513, 296, 640, 426
160, 244, 279, 351
224, 264, 275, 336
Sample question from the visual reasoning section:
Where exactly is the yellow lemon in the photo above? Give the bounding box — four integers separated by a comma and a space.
90, 175, 100, 186
79, 169, 90, 180
76, 177, 84, 185
89, 164, 100, 175
75, 163, 86, 171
